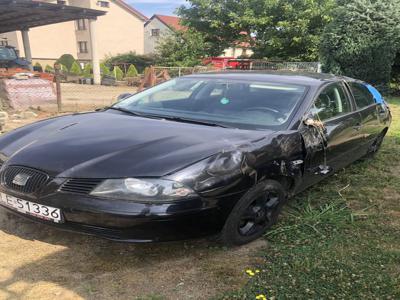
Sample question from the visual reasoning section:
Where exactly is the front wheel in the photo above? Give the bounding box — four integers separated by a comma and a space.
220, 180, 286, 246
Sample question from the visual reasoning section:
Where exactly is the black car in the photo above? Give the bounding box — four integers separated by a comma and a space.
0, 72, 391, 245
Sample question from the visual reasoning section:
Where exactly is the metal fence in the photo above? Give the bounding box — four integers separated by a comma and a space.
50, 62, 321, 113
54, 82, 135, 112
153, 66, 217, 78
250, 61, 322, 73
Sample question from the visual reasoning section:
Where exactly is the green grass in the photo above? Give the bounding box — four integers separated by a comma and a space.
218, 98, 400, 299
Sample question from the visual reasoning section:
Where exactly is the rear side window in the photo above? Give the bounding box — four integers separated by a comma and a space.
311, 83, 352, 121
349, 82, 375, 108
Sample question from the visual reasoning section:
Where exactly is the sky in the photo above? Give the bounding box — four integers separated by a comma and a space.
127, 0, 187, 18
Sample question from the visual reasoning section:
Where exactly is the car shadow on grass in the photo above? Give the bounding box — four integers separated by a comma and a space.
0, 210, 266, 300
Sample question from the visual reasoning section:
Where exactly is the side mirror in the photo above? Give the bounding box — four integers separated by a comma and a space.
117, 93, 133, 101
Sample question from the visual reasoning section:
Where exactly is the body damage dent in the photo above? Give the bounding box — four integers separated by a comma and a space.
168, 131, 305, 197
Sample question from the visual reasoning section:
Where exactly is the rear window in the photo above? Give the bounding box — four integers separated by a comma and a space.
349, 82, 375, 108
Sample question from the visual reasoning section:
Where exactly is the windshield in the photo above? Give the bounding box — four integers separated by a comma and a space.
0, 47, 17, 61
114, 78, 308, 130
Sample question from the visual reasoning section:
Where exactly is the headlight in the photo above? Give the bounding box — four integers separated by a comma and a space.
90, 178, 196, 202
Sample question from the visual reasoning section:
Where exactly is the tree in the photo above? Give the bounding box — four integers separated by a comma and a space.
82, 63, 92, 78
155, 29, 210, 67
70, 61, 82, 76
178, 0, 335, 60
126, 64, 138, 77
56, 54, 76, 71
321, 0, 400, 85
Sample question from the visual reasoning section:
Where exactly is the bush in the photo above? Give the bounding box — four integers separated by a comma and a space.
33, 62, 43, 72
113, 66, 124, 81
56, 54, 76, 71
60, 64, 68, 73
126, 64, 138, 77
82, 63, 92, 78
321, 0, 400, 85
70, 61, 82, 76
104, 52, 156, 73
44, 65, 54, 73
100, 63, 110, 76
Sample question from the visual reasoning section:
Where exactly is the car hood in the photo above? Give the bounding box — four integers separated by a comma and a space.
0, 110, 273, 178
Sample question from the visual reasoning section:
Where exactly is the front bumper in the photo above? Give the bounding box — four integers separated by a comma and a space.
0, 187, 240, 242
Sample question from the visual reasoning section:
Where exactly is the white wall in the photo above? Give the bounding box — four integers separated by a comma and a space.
144, 18, 172, 54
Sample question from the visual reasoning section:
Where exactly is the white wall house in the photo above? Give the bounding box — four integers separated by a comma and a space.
0, 0, 148, 66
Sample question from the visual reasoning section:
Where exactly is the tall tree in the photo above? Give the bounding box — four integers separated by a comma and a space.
321, 0, 400, 85
178, 0, 335, 61
155, 29, 211, 67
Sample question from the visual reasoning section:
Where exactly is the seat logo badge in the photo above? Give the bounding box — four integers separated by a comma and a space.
12, 173, 30, 186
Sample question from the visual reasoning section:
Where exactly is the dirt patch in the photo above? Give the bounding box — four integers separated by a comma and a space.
0, 210, 266, 300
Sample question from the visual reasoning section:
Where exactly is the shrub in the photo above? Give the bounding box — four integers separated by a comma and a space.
126, 64, 138, 77
70, 61, 82, 76
104, 52, 156, 73
33, 62, 43, 72
60, 64, 68, 73
321, 0, 400, 85
113, 66, 124, 81
100, 63, 110, 76
56, 54, 76, 71
44, 65, 54, 73
82, 63, 92, 78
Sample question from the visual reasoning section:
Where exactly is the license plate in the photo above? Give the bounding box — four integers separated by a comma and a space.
0, 193, 63, 223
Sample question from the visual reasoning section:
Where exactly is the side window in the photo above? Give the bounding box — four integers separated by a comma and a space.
349, 82, 375, 108
311, 83, 352, 121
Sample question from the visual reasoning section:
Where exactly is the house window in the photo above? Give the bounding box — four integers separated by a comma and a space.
151, 29, 160, 37
78, 41, 88, 53
0, 40, 8, 46
76, 19, 86, 31
97, 1, 110, 8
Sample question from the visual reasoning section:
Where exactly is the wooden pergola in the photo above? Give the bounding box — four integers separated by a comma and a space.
0, 0, 106, 83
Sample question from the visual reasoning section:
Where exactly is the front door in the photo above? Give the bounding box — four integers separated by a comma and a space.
300, 82, 364, 189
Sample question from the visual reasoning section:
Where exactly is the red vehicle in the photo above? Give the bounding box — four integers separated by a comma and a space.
204, 57, 253, 70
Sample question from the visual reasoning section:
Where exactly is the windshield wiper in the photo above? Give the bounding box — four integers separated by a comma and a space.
159, 116, 233, 128
105, 106, 142, 116
105, 106, 162, 119
105, 107, 233, 128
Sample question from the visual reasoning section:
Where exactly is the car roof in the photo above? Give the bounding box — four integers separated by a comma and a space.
186, 71, 345, 87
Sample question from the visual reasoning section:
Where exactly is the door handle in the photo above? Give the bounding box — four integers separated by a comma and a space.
353, 123, 362, 131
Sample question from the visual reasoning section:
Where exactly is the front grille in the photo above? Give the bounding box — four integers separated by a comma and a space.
60, 178, 103, 195
1, 166, 49, 194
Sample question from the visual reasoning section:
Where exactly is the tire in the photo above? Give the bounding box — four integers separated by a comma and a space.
220, 180, 287, 246
362, 129, 387, 159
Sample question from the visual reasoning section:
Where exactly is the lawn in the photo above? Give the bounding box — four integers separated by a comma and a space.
219, 98, 400, 299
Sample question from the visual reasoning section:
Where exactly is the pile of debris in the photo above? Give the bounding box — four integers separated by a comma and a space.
0, 46, 56, 112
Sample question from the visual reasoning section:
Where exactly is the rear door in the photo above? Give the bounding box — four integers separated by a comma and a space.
301, 82, 364, 188
346, 82, 382, 153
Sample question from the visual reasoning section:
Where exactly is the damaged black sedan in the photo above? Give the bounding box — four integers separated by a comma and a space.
0, 72, 391, 245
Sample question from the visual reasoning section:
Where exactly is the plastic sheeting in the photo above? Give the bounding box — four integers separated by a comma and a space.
0, 78, 56, 110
